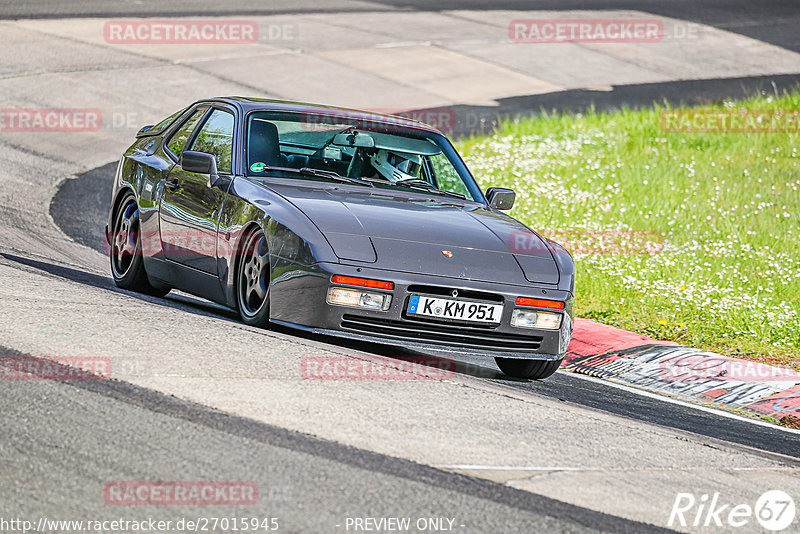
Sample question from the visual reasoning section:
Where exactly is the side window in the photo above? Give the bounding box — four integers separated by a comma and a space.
189, 109, 235, 174
150, 106, 188, 134
166, 108, 206, 158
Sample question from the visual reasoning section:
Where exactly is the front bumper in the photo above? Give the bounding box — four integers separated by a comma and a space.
268, 261, 573, 360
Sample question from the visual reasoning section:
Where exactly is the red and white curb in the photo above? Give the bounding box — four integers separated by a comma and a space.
564, 318, 800, 426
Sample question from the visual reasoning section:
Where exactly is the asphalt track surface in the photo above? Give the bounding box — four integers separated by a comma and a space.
3, 0, 800, 58
51, 164, 800, 460
2, 346, 673, 533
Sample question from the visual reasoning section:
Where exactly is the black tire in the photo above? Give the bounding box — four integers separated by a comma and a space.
495, 357, 563, 380
109, 192, 170, 298
235, 227, 271, 327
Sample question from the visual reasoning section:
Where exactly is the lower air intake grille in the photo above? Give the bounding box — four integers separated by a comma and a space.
341, 314, 543, 351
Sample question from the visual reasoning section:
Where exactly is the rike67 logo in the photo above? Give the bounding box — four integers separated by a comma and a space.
669, 490, 796, 531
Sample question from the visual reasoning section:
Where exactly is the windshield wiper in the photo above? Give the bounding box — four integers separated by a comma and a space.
393, 179, 467, 200
259, 165, 373, 187
298, 167, 374, 186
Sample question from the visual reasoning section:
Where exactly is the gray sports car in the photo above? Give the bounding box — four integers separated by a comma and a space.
107, 97, 575, 379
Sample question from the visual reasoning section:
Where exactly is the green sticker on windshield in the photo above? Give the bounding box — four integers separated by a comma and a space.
250, 162, 266, 173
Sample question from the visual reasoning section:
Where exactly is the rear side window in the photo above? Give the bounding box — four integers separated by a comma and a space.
151, 106, 188, 134
166, 108, 206, 158
189, 109, 235, 174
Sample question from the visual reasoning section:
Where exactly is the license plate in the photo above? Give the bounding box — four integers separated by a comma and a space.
407, 295, 502, 323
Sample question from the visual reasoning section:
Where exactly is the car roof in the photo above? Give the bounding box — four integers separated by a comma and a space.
197, 96, 444, 135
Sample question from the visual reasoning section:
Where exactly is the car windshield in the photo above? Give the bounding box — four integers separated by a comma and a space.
245, 111, 482, 202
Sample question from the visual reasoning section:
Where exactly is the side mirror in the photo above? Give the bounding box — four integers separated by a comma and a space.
181, 151, 221, 187
486, 187, 516, 210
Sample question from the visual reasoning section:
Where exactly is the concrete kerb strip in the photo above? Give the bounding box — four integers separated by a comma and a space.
563, 318, 800, 425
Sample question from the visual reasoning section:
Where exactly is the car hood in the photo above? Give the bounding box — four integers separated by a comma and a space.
263, 181, 559, 285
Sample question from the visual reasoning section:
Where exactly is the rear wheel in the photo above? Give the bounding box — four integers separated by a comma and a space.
236, 228, 271, 327
110, 192, 170, 297
495, 357, 563, 380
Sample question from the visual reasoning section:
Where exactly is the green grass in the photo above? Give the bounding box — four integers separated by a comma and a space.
457, 90, 800, 369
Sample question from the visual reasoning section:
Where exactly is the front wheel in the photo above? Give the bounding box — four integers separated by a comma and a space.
495, 357, 563, 380
236, 227, 271, 327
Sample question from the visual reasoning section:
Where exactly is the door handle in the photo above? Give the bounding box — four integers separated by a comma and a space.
165, 178, 180, 192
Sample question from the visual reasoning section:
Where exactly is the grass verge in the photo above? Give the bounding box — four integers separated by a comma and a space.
458, 90, 800, 369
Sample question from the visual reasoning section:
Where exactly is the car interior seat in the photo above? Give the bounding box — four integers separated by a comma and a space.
248, 120, 289, 169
